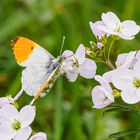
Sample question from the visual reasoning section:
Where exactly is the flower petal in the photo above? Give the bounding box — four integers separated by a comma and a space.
62, 50, 74, 58
97, 25, 115, 34
19, 105, 36, 127
117, 32, 134, 40
92, 86, 112, 109
75, 44, 85, 64
0, 123, 16, 140
103, 70, 115, 83
102, 12, 121, 30
2, 104, 18, 121
99, 86, 114, 102
0, 97, 10, 108
65, 71, 78, 82
13, 126, 32, 140
121, 87, 140, 104
79, 58, 96, 79
115, 51, 136, 68
95, 75, 112, 92
29, 132, 47, 140
89, 21, 107, 38
134, 60, 140, 77
121, 20, 140, 37
111, 68, 133, 90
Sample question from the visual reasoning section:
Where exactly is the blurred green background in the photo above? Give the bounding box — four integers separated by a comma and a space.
0, 0, 140, 140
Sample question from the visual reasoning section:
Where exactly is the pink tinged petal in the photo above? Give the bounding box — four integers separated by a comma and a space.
97, 25, 115, 35
121, 20, 140, 37
79, 58, 96, 79
19, 105, 36, 127
62, 50, 74, 58
95, 75, 112, 92
121, 87, 140, 104
89, 21, 107, 38
13, 126, 32, 140
115, 51, 136, 68
29, 132, 47, 140
102, 12, 121, 30
62, 50, 75, 71
2, 104, 18, 121
92, 86, 113, 109
66, 71, 78, 82
111, 68, 133, 90
75, 44, 85, 65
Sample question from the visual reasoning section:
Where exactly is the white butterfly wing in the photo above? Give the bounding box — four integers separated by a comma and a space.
21, 66, 51, 96
12, 37, 56, 96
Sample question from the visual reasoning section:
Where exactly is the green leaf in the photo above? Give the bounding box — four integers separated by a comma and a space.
109, 128, 140, 138
103, 104, 140, 117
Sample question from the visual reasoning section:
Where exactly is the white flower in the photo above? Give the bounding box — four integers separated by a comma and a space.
62, 44, 97, 82
111, 60, 140, 104
0, 104, 36, 140
92, 75, 114, 109
89, 21, 108, 39
98, 12, 140, 40
103, 51, 137, 83
29, 132, 47, 140
115, 51, 136, 69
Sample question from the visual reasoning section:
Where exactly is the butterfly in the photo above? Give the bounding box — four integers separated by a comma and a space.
11, 36, 97, 102
11, 36, 70, 100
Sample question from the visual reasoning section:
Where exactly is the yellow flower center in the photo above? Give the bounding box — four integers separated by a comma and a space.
133, 77, 140, 88
114, 23, 124, 33
12, 120, 21, 131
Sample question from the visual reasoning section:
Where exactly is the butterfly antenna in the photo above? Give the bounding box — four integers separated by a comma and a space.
59, 36, 65, 56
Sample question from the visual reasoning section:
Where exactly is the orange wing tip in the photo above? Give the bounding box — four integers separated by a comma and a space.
11, 36, 20, 47
12, 37, 37, 63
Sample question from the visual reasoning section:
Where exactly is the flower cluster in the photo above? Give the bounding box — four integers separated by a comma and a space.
0, 101, 47, 140
0, 11, 140, 139
89, 12, 140, 108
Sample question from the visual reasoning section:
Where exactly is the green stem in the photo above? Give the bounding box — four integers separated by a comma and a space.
105, 60, 115, 70
107, 39, 115, 61
54, 78, 63, 140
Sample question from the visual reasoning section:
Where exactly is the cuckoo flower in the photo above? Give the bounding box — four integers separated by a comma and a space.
98, 12, 140, 40
89, 21, 108, 39
62, 44, 97, 82
111, 60, 140, 104
29, 132, 47, 140
0, 104, 36, 140
92, 75, 114, 109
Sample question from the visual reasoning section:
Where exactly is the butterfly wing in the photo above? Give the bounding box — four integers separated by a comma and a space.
11, 37, 54, 67
12, 37, 58, 96
21, 66, 50, 96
